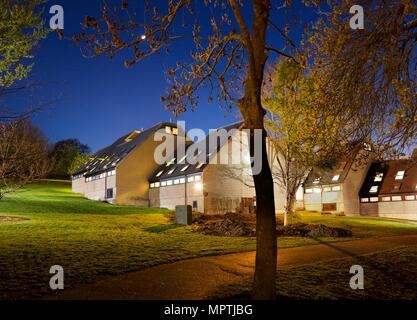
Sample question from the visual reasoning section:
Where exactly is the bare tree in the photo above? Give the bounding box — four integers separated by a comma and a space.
0, 120, 50, 199
72, 0, 307, 299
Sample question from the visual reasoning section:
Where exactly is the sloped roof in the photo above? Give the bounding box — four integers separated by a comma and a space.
74, 122, 177, 177
304, 156, 356, 187
359, 159, 417, 197
149, 120, 244, 182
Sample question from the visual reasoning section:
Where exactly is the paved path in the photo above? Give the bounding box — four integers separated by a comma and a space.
45, 235, 417, 300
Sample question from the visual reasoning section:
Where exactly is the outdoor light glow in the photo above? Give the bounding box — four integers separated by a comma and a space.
194, 182, 203, 191
141, 34, 146, 40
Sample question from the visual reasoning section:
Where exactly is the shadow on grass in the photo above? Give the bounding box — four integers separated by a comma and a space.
144, 224, 183, 233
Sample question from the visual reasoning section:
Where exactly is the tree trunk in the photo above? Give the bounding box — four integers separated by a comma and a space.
284, 194, 295, 226
251, 128, 277, 300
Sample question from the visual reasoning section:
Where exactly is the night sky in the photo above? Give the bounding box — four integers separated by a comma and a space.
15, 0, 313, 152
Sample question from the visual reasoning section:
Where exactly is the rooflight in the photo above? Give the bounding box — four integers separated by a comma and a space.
369, 186, 378, 193
168, 168, 175, 175
332, 175, 340, 182
181, 165, 189, 172
166, 157, 176, 166
156, 170, 164, 177
374, 173, 383, 182
196, 163, 204, 169
178, 155, 187, 163
395, 170, 405, 180
313, 178, 320, 184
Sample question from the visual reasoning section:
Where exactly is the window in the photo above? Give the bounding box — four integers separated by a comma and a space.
150, 183, 155, 188
187, 176, 194, 182
405, 195, 415, 201
161, 181, 167, 187
392, 195, 402, 201
178, 155, 187, 163
106, 188, 114, 199
167, 180, 173, 186
392, 183, 401, 192
168, 168, 175, 175
332, 186, 341, 191
196, 163, 204, 169
360, 198, 369, 203
165, 126, 172, 134
154, 182, 160, 188
156, 170, 164, 177
313, 178, 320, 184
125, 131, 140, 142
374, 173, 383, 182
181, 165, 189, 172
305, 188, 313, 194
172, 127, 178, 135
179, 178, 185, 184
395, 170, 405, 180
332, 175, 340, 182
370, 197, 378, 202
323, 187, 331, 192
174, 179, 180, 184
369, 186, 378, 193
194, 175, 201, 182
381, 196, 391, 202
166, 158, 176, 166
313, 188, 321, 193
192, 201, 198, 209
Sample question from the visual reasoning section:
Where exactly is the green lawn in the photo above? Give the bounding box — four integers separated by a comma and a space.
211, 245, 417, 299
1, 181, 417, 299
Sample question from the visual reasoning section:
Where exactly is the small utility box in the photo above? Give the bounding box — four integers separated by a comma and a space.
175, 205, 192, 225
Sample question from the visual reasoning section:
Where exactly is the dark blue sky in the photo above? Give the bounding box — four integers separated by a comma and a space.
18, 0, 313, 152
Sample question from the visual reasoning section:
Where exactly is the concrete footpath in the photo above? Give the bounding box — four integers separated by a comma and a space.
45, 235, 417, 300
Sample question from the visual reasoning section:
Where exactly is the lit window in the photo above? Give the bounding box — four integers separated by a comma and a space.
392, 195, 402, 201
161, 181, 167, 187
381, 196, 391, 202
174, 179, 180, 184
361, 198, 369, 203
187, 176, 194, 182
155, 182, 160, 187
172, 127, 178, 135
332, 175, 340, 182
313, 178, 320, 184
178, 155, 187, 163
167, 180, 173, 186
166, 158, 176, 166
181, 165, 189, 172
156, 170, 164, 177
165, 126, 172, 134
313, 187, 321, 193
150, 183, 155, 188
168, 168, 175, 175
370, 197, 378, 202
323, 187, 331, 192
194, 175, 201, 182
395, 170, 405, 180
305, 188, 313, 194
196, 163, 204, 169
405, 195, 415, 201
374, 173, 383, 182
369, 186, 378, 193
179, 178, 185, 184
332, 185, 341, 191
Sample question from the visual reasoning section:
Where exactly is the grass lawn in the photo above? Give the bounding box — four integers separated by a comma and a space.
1, 180, 417, 299
211, 245, 417, 299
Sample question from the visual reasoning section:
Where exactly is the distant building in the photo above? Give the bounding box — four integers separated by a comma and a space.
303, 147, 372, 215
359, 157, 417, 220
72, 122, 179, 205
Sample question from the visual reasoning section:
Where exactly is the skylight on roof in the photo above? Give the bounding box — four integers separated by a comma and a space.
369, 186, 378, 193
395, 170, 405, 180
374, 173, 383, 182
196, 163, 204, 169
168, 168, 175, 175
181, 165, 189, 172
125, 131, 140, 142
332, 175, 340, 182
156, 170, 164, 177
166, 157, 176, 166
313, 177, 320, 184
